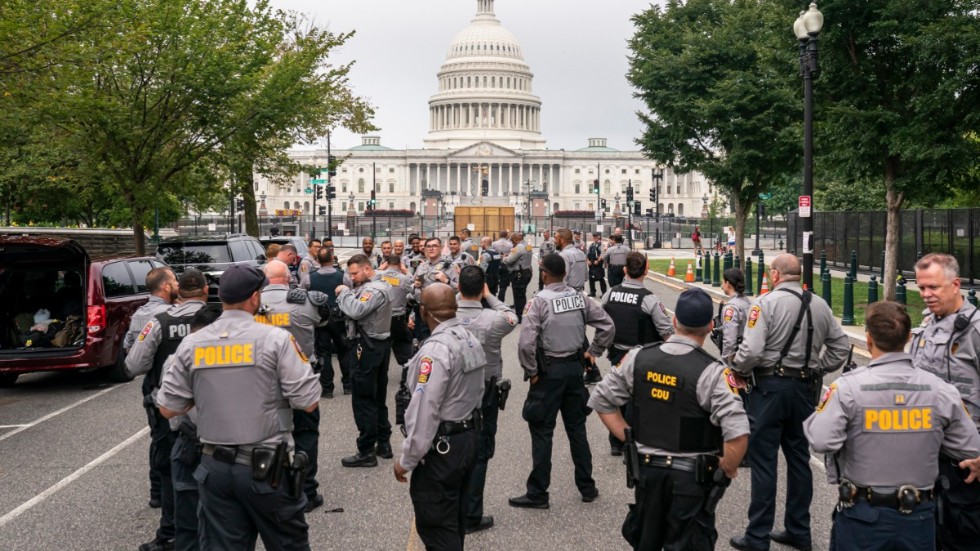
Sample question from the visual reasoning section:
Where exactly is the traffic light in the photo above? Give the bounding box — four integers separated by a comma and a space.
235, 197, 244, 211
315, 186, 323, 200
649, 186, 657, 203
481, 179, 489, 196
626, 186, 634, 202
326, 185, 336, 200
633, 201, 641, 216
327, 155, 338, 177
760, 203, 767, 218
592, 179, 600, 194
369, 189, 377, 206
318, 206, 326, 215
646, 208, 654, 217
600, 198, 607, 210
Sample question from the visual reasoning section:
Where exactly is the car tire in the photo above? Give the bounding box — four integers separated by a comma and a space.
0, 373, 18, 387
106, 346, 135, 383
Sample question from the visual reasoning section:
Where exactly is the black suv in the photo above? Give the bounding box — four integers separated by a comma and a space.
155, 234, 266, 301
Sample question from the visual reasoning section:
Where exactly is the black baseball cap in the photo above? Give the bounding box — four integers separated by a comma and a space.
675, 289, 713, 328
218, 264, 268, 304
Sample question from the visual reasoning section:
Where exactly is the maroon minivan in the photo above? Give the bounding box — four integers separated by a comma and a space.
0, 236, 166, 386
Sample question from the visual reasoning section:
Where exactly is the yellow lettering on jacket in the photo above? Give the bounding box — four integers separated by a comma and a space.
646, 371, 678, 387
193, 344, 255, 368
650, 387, 672, 401
254, 313, 291, 327
864, 408, 933, 432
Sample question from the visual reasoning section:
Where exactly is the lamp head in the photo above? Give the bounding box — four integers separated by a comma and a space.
803, 3, 824, 35
793, 11, 808, 40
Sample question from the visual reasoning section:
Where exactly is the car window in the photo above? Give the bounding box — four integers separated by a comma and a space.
158, 243, 232, 266
229, 240, 251, 262
128, 260, 155, 293
246, 240, 265, 261
102, 262, 135, 297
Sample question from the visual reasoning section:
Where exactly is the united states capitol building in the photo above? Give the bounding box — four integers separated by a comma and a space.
255, 0, 715, 223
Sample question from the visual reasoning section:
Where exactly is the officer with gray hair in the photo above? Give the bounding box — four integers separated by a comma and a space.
805, 301, 980, 550
589, 288, 748, 550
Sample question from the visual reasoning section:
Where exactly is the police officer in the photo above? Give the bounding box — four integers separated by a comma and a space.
603, 235, 631, 288
126, 268, 209, 551
157, 264, 321, 551
909, 253, 980, 550
275, 244, 300, 288
446, 235, 475, 270
375, 254, 415, 368
805, 301, 980, 551
337, 253, 394, 467
501, 232, 532, 322
256, 260, 328, 513
730, 254, 850, 551
403, 235, 424, 276
392, 239, 410, 274
479, 236, 502, 296
717, 268, 751, 362
306, 246, 351, 397
380, 239, 393, 260
509, 253, 615, 508
587, 232, 607, 298
572, 230, 586, 252
555, 228, 588, 293
538, 230, 556, 291
361, 237, 384, 268
415, 237, 458, 291
297, 239, 321, 288
124, 266, 178, 509
394, 283, 486, 551
493, 230, 514, 302
456, 267, 519, 534
589, 288, 749, 550
460, 228, 480, 260
601, 251, 674, 455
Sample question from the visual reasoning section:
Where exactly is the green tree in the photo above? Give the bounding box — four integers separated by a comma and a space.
802, 0, 980, 298
628, 0, 800, 262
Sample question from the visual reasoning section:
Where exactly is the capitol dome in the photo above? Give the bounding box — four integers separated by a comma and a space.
424, 0, 546, 150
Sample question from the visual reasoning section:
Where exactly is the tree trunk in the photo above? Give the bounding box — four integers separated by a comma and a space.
883, 160, 902, 301
733, 194, 749, 266
132, 210, 146, 257
237, 167, 259, 237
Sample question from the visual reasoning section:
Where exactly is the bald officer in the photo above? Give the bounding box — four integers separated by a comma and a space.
805, 301, 980, 551
501, 232, 533, 322
603, 235, 631, 288
909, 253, 980, 550
730, 254, 850, 551
509, 253, 615, 509
394, 283, 486, 551
456, 266, 519, 534
157, 264, 321, 551
337, 253, 394, 467
555, 228, 588, 293
589, 288, 749, 550
256, 260, 328, 512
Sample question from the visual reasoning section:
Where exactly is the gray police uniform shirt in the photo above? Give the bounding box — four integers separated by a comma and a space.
588, 336, 750, 456
159, 355, 198, 431
338, 279, 392, 340
720, 295, 751, 360
559, 243, 589, 293
374, 268, 414, 317
298, 253, 319, 283
402, 252, 423, 275
910, 302, 980, 428
732, 281, 849, 375
517, 282, 616, 378
446, 251, 475, 270
539, 238, 556, 256
125, 300, 207, 380
599, 278, 675, 353
502, 242, 533, 271
492, 237, 514, 266
457, 294, 518, 380
414, 258, 459, 295
124, 296, 171, 352
602, 243, 630, 268
157, 310, 321, 449
461, 238, 480, 259
804, 351, 980, 489
256, 284, 322, 358
399, 318, 486, 470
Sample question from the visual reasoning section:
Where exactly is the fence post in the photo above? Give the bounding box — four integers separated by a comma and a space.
880, 250, 885, 280
850, 249, 858, 280
822, 270, 832, 305
745, 258, 754, 296
843, 275, 855, 325
703, 251, 711, 285
734, 255, 741, 271
896, 278, 907, 305
969, 289, 977, 307
712, 251, 721, 287
757, 251, 765, 296
868, 275, 878, 304
820, 249, 827, 277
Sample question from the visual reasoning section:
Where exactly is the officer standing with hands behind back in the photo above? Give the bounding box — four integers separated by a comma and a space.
509, 253, 614, 509
589, 288, 749, 550
501, 232, 532, 322
730, 253, 850, 551
156, 264, 321, 551
805, 301, 980, 551
394, 283, 486, 551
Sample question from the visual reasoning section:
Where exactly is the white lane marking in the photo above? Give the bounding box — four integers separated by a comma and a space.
0, 385, 121, 443
0, 426, 149, 528
0, 425, 28, 429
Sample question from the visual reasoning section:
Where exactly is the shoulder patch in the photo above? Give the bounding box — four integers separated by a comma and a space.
523, 299, 534, 316
359, 292, 373, 303
723, 368, 746, 394
723, 306, 735, 323
816, 383, 836, 412
747, 306, 761, 329
300, 263, 310, 273
138, 321, 154, 342
418, 356, 433, 384
659, 302, 669, 316
290, 335, 308, 363
505, 312, 518, 327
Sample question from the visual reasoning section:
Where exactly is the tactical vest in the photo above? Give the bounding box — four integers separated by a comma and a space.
604, 285, 659, 347
308, 269, 344, 307
484, 249, 501, 276
587, 243, 602, 262
632, 343, 722, 453
150, 310, 198, 389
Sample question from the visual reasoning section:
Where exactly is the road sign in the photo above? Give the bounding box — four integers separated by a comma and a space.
311, 179, 327, 185
304, 187, 312, 194
799, 195, 812, 218
595, 210, 602, 221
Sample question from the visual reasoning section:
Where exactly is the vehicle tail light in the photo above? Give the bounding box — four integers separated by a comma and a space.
87, 304, 106, 335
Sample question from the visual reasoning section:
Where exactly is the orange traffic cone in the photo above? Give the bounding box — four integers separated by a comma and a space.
685, 260, 695, 282
667, 257, 676, 277
760, 272, 770, 295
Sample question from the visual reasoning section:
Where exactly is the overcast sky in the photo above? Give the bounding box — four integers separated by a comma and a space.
270, 0, 663, 151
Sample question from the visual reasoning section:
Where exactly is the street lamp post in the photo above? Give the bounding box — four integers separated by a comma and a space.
795, 2, 823, 289
751, 200, 763, 257
651, 169, 663, 248
523, 179, 535, 233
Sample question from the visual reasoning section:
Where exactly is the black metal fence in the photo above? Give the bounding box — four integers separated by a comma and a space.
787, 208, 980, 284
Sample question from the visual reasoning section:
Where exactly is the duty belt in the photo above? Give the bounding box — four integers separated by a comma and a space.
755, 366, 808, 379
436, 415, 478, 437
640, 454, 698, 473
839, 479, 934, 514
202, 444, 255, 466
545, 353, 580, 363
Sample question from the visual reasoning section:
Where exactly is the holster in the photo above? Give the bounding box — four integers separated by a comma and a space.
701, 466, 732, 516
251, 442, 286, 487
176, 421, 201, 466
623, 427, 639, 489
287, 451, 309, 501
496, 378, 512, 411
534, 346, 548, 378
694, 454, 721, 485
395, 366, 411, 426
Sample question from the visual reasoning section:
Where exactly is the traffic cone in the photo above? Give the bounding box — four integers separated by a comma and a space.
667, 257, 676, 277
760, 272, 770, 295
685, 260, 695, 282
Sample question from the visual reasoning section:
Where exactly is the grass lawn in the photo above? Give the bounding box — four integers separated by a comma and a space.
647, 258, 927, 327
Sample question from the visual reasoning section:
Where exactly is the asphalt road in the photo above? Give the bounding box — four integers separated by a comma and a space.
0, 260, 868, 550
